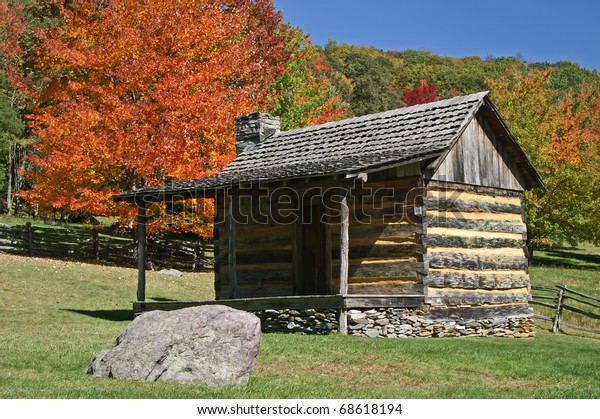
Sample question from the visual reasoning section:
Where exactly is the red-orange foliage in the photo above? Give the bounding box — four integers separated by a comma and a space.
22, 0, 292, 222
0, 1, 22, 49
550, 84, 600, 168
0, 0, 29, 95
308, 52, 350, 125
401, 80, 442, 106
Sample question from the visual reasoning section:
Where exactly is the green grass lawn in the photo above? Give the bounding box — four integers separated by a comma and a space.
529, 243, 600, 335
533, 242, 600, 272
1, 253, 599, 398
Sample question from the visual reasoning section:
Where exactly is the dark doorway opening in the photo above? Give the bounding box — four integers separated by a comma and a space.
299, 203, 328, 295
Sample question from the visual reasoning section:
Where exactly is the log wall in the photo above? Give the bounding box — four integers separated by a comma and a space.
214, 192, 297, 299
339, 176, 425, 296
423, 181, 531, 316
214, 175, 532, 319
214, 175, 427, 299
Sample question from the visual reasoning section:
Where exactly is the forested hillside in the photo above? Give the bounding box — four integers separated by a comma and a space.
321, 41, 598, 117
1, 1, 598, 250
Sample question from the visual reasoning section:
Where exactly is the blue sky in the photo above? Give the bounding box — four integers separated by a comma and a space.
274, 0, 599, 71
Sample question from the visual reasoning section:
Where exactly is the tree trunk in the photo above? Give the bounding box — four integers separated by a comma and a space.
526, 233, 534, 263
7, 142, 14, 215
14, 145, 26, 214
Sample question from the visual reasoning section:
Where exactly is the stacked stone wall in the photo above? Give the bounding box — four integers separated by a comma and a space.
253, 309, 339, 334
252, 307, 535, 338
346, 308, 534, 338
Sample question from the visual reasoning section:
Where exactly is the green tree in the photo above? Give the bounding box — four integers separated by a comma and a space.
273, 31, 349, 130
0, 0, 33, 214
0, 70, 30, 214
532, 60, 598, 97
488, 65, 600, 250
324, 42, 402, 116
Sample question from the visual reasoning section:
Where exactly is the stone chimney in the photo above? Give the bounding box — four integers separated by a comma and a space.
235, 113, 280, 155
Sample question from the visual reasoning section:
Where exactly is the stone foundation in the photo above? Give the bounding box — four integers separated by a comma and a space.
253, 309, 339, 334
253, 307, 535, 338
347, 308, 535, 338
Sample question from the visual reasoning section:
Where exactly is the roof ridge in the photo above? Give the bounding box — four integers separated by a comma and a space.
275, 91, 488, 138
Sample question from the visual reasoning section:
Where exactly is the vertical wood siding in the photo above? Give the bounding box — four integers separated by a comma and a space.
432, 114, 526, 190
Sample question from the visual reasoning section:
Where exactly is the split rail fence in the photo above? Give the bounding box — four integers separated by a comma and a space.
531, 285, 600, 335
0, 222, 214, 272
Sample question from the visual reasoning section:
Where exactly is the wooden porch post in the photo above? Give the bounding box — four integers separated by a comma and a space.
228, 194, 238, 299
292, 217, 301, 294
325, 222, 333, 295
136, 204, 147, 302
339, 193, 349, 295
339, 192, 349, 334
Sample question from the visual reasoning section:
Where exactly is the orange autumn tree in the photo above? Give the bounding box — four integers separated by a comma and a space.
488, 65, 600, 249
22, 0, 292, 234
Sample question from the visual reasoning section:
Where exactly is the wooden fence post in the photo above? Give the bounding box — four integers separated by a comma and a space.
192, 238, 204, 271
92, 228, 100, 260
25, 222, 33, 256
552, 286, 566, 333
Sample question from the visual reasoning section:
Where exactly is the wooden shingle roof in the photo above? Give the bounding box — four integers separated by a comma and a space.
114, 91, 542, 202
226, 92, 487, 178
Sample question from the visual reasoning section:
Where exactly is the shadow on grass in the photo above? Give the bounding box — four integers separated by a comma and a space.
148, 297, 179, 302
533, 248, 600, 270
64, 309, 133, 322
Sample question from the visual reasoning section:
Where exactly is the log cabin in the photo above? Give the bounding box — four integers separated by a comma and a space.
114, 91, 544, 338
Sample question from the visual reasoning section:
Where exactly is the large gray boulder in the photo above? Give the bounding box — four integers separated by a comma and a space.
87, 305, 261, 386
